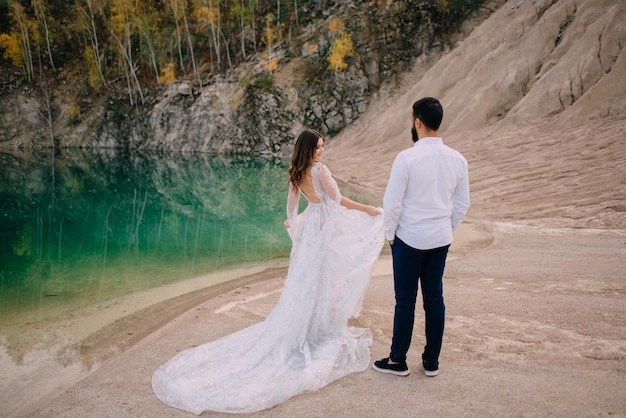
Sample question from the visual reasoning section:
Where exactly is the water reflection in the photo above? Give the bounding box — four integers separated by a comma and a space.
0, 149, 292, 325
0, 148, 298, 415
0, 148, 381, 416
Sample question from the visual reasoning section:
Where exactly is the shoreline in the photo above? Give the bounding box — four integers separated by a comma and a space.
2, 260, 293, 417
29, 221, 626, 417
3, 219, 492, 417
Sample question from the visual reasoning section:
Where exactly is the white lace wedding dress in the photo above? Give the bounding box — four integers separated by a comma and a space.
152, 162, 385, 414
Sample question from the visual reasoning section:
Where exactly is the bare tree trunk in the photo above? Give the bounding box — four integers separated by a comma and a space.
210, 21, 221, 70
249, 0, 256, 52
110, 30, 144, 106
171, 0, 185, 71
239, 0, 246, 59
294, 0, 298, 26
145, 35, 160, 82
37, 52, 55, 148
86, 0, 106, 85
122, 10, 144, 104
181, 4, 202, 89
78, 0, 107, 86
33, 0, 56, 69
220, 27, 233, 69
136, 16, 160, 82
12, 3, 35, 81
121, 54, 134, 106
41, 10, 55, 69
20, 26, 34, 81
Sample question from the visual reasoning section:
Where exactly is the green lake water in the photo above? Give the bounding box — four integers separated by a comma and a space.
0, 149, 295, 325
0, 147, 384, 416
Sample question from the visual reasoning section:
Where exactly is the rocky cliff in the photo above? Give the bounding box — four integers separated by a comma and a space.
0, 0, 492, 154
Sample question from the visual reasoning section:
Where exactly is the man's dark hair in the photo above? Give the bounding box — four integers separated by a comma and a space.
412, 97, 443, 131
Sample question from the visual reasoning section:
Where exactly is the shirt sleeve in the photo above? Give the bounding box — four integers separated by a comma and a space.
451, 159, 470, 230
383, 153, 407, 241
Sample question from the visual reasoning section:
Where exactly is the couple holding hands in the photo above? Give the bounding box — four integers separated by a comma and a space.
152, 97, 470, 414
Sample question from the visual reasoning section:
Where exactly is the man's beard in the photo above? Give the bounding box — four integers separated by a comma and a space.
411, 126, 419, 143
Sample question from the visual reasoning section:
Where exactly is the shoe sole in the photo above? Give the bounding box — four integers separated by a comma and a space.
372, 363, 410, 377
424, 369, 439, 377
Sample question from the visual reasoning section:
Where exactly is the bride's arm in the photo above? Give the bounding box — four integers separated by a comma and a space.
317, 163, 380, 216
340, 196, 381, 216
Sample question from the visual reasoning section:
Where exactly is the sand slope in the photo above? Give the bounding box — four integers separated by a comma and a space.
326, 0, 626, 230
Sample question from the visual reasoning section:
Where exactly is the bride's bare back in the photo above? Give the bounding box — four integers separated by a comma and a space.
299, 172, 321, 203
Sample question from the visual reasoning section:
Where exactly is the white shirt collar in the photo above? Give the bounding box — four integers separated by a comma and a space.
413, 137, 442, 147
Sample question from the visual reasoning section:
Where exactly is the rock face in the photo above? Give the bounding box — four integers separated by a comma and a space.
2, 0, 623, 158
80, 0, 468, 154
0, 0, 482, 154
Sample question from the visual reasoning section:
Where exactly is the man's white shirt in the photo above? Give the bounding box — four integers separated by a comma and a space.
383, 137, 470, 250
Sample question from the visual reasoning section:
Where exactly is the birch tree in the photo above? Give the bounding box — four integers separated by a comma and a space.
32, 0, 55, 69
169, 0, 185, 71
179, 0, 202, 88
110, 0, 144, 105
133, 0, 162, 83
193, 1, 221, 70
231, 0, 248, 59
249, 0, 257, 52
9, 1, 34, 81
75, 0, 106, 88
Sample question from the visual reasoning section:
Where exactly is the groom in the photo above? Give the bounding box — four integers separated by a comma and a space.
373, 97, 470, 377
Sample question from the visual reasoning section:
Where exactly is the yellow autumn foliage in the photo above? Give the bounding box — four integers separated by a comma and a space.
328, 17, 345, 35
264, 57, 278, 72
327, 33, 353, 71
0, 33, 23, 67
84, 46, 102, 90
158, 62, 176, 84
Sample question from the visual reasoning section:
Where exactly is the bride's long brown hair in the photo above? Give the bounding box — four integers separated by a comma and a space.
288, 129, 322, 190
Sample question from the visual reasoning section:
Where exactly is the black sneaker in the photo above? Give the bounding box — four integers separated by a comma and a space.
424, 368, 439, 377
372, 357, 410, 376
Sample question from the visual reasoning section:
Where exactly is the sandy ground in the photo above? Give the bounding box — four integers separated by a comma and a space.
28, 219, 626, 417
17, 0, 626, 415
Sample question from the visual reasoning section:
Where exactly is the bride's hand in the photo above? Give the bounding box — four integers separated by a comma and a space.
284, 219, 290, 228
365, 205, 381, 216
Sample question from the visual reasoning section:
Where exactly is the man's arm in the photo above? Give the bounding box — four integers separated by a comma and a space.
383, 154, 407, 243
451, 161, 470, 230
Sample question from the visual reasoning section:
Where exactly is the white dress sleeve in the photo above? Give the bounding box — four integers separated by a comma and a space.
312, 162, 341, 207
285, 183, 300, 240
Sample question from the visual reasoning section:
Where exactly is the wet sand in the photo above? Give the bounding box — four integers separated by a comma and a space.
2, 262, 293, 416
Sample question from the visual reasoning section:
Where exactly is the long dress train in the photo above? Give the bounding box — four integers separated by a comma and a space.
151, 162, 385, 414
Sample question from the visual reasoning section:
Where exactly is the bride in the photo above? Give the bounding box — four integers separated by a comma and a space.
152, 129, 385, 414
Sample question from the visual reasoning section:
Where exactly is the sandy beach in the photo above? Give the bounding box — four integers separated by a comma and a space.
28, 220, 626, 417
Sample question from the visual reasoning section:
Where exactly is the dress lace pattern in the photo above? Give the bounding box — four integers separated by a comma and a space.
152, 162, 385, 414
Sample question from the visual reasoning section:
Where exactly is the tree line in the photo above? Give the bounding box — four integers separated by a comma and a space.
0, 0, 486, 108
0, 0, 317, 104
